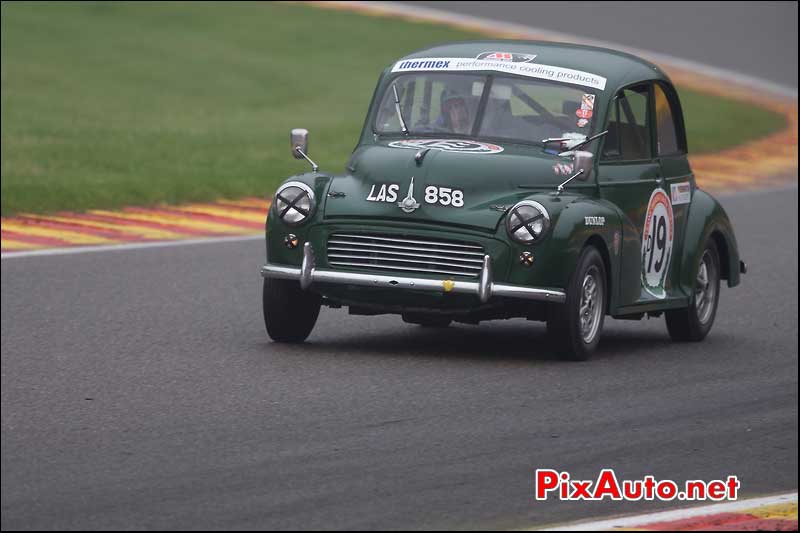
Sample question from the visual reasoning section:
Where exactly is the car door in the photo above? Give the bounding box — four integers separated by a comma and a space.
653, 82, 693, 300
597, 83, 662, 309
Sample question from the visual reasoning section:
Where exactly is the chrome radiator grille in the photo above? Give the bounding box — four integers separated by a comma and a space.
326, 233, 485, 278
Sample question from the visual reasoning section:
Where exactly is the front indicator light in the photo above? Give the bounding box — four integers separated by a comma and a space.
519, 251, 534, 266
284, 234, 299, 249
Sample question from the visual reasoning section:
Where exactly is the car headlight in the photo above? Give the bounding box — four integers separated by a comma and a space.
273, 181, 316, 226
506, 200, 550, 244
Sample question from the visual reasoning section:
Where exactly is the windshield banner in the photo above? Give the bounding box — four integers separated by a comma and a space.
391, 57, 607, 91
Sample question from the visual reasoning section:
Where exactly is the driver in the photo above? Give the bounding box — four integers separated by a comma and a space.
436, 89, 472, 135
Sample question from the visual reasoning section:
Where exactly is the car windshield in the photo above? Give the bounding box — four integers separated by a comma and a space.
374, 73, 597, 145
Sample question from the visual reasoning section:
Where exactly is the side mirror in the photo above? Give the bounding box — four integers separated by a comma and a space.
573, 150, 594, 181
290, 128, 318, 172
291, 128, 309, 160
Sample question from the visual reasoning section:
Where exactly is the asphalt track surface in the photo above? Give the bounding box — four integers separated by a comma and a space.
2, 186, 797, 530
409, 1, 799, 90
2, 3, 798, 531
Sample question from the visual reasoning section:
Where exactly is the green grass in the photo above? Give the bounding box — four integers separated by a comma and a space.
1, 2, 787, 215
678, 88, 784, 153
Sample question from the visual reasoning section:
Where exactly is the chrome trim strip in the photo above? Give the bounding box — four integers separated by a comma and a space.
261, 264, 301, 280
326, 261, 479, 278
332, 233, 484, 251
491, 283, 565, 302
261, 244, 566, 304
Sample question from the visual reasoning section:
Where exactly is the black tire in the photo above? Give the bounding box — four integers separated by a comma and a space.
665, 239, 720, 342
547, 246, 607, 361
262, 277, 321, 343
402, 313, 452, 328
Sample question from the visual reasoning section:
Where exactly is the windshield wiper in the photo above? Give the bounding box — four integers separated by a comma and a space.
541, 130, 608, 154
392, 83, 409, 135
557, 130, 608, 156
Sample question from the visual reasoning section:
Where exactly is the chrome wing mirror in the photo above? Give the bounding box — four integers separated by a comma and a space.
573, 150, 594, 181
556, 151, 593, 195
291, 128, 318, 172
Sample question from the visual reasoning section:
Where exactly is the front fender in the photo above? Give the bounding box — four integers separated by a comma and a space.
680, 189, 742, 293
504, 195, 622, 307
266, 171, 334, 266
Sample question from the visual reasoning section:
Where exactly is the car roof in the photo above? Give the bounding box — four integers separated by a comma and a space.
390, 40, 670, 92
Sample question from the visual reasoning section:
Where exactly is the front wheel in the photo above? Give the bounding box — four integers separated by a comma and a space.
665, 239, 720, 342
262, 277, 321, 343
547, 246, 607, 361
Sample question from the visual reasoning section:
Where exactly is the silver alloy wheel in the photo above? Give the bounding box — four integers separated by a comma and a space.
579, 266, 603, 343
695, 250, 718, 325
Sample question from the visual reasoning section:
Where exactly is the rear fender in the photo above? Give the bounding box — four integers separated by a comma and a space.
680, 189, 742, 293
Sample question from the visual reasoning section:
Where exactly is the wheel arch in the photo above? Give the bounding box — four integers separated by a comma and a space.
709, 229, 731, 281
681, 189, 742, 293
547, 197, 623, 311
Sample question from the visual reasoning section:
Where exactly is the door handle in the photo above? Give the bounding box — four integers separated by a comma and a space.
655, 175, 665, 187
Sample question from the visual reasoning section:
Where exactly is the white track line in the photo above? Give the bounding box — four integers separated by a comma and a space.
0, 234, 262, 260
338, 1, 797, 99
538, 491, 797, 531
2, 3, 796, 261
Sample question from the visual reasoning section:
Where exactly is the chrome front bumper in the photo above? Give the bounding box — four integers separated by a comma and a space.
260, 242, 566, 304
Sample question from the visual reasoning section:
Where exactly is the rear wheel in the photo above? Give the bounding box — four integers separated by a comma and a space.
665, 239, 720, 342
262, 277, 321, 343
547, 246, 607, 361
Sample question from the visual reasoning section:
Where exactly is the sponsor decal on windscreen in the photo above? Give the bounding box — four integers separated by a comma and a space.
475, 51, 537, 63
391, 57, 607, 90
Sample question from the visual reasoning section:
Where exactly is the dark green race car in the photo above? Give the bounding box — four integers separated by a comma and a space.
260, 41, 746, 360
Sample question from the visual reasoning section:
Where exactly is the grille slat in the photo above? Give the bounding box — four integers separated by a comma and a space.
327, 246, 484, 265
327, 232, 485, 278
327, 239, 486, 258
333, 233, 484, 251
325, 261, 478, 278
328, 253, 483, 271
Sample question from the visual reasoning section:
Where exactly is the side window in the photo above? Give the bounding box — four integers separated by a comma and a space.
603, 85, 652, 161
654, 84, 682, 156
602, 97, 621, 158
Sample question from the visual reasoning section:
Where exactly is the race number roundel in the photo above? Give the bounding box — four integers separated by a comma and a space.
388, 139, 504, 154
640, 189, 674, 299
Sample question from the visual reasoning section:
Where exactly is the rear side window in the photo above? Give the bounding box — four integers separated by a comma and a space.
603, 85, 652, 161
654, 84, 682, 156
